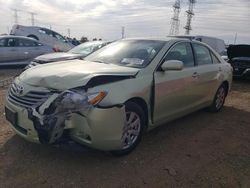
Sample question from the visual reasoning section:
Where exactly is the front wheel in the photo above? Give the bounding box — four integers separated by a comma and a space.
111, 101, 145, 156
208, 84, 227, 112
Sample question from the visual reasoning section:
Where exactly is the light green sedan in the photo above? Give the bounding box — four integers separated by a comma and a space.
5, 38, 233, 155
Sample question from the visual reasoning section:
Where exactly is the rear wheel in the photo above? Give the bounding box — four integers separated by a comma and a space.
208, 84, 227, 112
111, 101, 145, 156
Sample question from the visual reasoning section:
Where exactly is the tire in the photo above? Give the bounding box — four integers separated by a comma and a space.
27, 35, 39, 41
111, 101, 145, 156
208, 84, 227, 112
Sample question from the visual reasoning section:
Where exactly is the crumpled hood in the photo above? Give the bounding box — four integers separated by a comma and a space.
18, 60, 139, 90
35, 52, 83, 63
227, 45, 250, 60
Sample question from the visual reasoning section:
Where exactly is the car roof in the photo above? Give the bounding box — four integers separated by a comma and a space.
0, 35, 38, 41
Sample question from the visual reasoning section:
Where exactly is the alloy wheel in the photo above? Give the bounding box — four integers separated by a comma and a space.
122, 111, 141, 149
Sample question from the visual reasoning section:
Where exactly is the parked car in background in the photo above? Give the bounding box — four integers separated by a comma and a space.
173, 35, 226, 55
227, 44, 250, 79
0, 35, 53, 66
10, 25, 74, 52
25, 41, 110, 69
5, 38, 232, 155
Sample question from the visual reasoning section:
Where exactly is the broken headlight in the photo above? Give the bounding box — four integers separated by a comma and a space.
51, 90, 107, 114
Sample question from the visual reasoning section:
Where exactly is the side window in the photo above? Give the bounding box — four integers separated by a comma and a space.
39, 29, 46, 34
54, 33, 66, 42
18, 39, 37, 47
39, 28, 53, 37
165, 42, 194, 67
211, 52, 221, 64
0, 39, 5, 47
6, 38, 18, 47
193, 43, 213, 65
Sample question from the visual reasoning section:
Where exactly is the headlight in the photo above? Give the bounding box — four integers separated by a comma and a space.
51, 90, 107, 114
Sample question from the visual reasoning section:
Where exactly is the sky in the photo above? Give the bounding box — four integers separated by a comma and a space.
0, 0, 249, 44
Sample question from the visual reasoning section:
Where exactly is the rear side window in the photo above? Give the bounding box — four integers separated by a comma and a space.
211, 52, 221, 64
193, 43, 213, 65
165, 42, 194, 67
0, 39, 5, 47
18, 39, 38, 47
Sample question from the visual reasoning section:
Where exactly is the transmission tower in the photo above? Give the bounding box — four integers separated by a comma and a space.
11, 8, 37, 26
28, 12, 37, 26
11, 8, 20, 24
169, 0, 181, 36
184, 0, 196, 35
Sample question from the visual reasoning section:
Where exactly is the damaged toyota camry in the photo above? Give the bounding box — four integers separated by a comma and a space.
5, 38, 233, 155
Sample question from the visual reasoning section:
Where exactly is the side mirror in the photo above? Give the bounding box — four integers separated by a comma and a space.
161, 60, 184, 71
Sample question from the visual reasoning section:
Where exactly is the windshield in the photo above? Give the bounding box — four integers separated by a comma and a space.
84, 40, 165, 68
69, 41, 105, 56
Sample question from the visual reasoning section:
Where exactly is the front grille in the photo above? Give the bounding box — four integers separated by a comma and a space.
8, 83, 51, 108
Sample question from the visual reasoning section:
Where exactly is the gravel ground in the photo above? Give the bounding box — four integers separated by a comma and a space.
0, 73, 250, 188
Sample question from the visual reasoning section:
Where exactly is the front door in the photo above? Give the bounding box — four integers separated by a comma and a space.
153, 42, 200, 124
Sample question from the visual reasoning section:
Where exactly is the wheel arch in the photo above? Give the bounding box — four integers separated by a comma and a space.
27, 35, 39, 41
221, 80, 229, 96
125, 97, 149, 128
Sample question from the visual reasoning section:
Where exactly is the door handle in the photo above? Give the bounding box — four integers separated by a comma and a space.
192, 72, 200, 78
218, 67, 222, 72
24, 52, 29, 54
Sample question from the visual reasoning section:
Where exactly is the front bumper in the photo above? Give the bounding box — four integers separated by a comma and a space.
5, 97, 126, 151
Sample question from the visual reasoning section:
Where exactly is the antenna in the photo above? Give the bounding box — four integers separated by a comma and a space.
169, 0, 181, 36
184, 0, 196, 35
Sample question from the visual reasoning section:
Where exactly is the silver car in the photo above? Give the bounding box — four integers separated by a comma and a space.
5, 38, 233, 155
25, 41, 110, 69
0, 35, 53, 66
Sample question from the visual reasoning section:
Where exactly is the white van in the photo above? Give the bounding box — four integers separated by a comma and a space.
172, 35, 226, 55
10, 25, 74, 52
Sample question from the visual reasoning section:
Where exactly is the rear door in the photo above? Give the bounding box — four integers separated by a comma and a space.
18, 38, 44, 60
192, 42, 222, 103
0, 38, 8, 62
153, 42, 201, 124
1, 38, 23, 62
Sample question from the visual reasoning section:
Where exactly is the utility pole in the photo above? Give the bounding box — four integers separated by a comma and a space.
184, 0, 196, 35
67, 28, 71, 38
29, 12, 37, 26
169, 0, 181, 36
122, 26, 125, 39
234, 33, 238, 44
